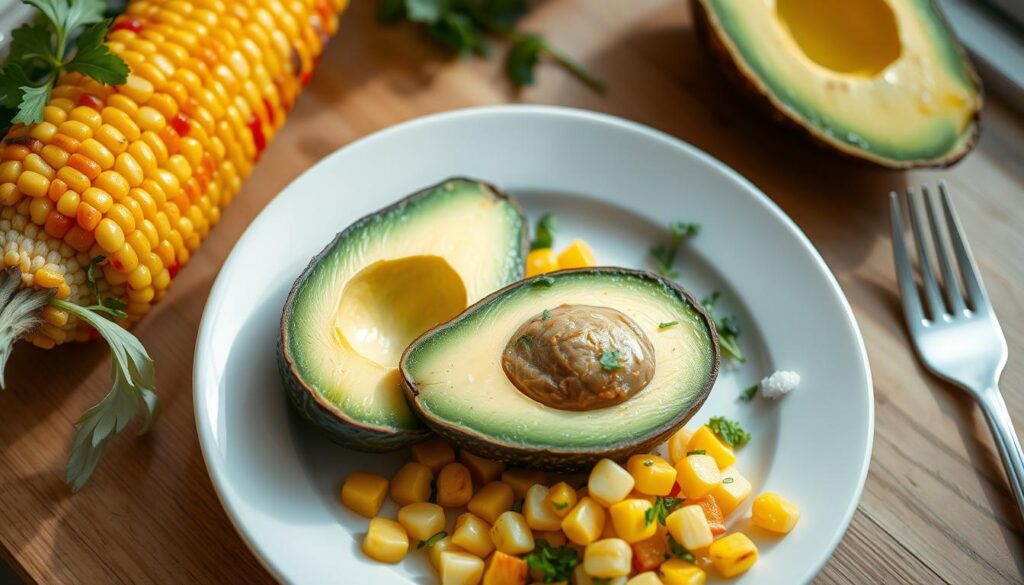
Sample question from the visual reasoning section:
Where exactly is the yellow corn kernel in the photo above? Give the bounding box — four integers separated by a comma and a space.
708, 532, 757, 578
34, 268, 63, 289
751, 492, 800, 534
94, 124, 128, 155
0, 161, 21, 183
41, 144, 70, 169
686, 426, 736, 469
534, 530, 567, 547
589, 459, 635, 507
557, 239, 597, 269
490, 511, 534, 555
362, 518, 408, 564
665, 505, 713, 551
56, 190, 80, 217
627, 455, 677, 496
608, 499, 656, 544
667, 427, 694, 465
340, 471, 388, 518
500, 469, 549, 500
523, 483, 562, 531
29, 197, 52, 224
397, 502, 445, 542
674, 454, 720, 499
428, 536, 464, 570
95, 170, 130, 200
583, 538, 631, 578
709, 467, 751, 517
525, 248, 559, 277
57, 166, 90, 194
437, 462, 474, 508
561, 497, 606, 546
410, 436, 456, 473
573, 564, 625, 585
628, 571, 667, 585
83, 187, 113, 213
483, 550, 528, 585
460, 450, 506, 485
468, 481, 514, 524
95, 218, 126, 252
452, 513, 494, 558
545, 481, 578, 517
389, 461, 433, 506
440, 551, 485, 585
659, 559, 705, 585
41, 305, 69, 327
17, 171, 49, 198
79, 138, 114, 169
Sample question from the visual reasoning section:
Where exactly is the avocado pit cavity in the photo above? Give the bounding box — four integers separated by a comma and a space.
501, 304, 655, 411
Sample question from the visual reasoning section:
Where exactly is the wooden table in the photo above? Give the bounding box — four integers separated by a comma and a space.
1, 1, 1021, 583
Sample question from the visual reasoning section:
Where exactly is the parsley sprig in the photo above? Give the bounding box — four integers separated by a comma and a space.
0, 0, 129, 132
708, 416, 751, 448
701, 291, 744, 362
530, 213, 556, 251
649, 221, 700, 278
646, 496, 683, 526
524, 539, 578, 583
378, 0, 604, 91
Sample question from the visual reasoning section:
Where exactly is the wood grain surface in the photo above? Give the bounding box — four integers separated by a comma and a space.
1, 1, 1022, 583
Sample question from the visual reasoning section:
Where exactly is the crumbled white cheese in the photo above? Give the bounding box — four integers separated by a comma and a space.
759, 370, 800, 400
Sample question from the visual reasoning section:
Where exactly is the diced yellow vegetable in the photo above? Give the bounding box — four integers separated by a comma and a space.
483, 550, 529, 585
461, 450, 507, 485
667, 428, 695, 465
626, 455, 677, 496
390, 462, 433, 506
561, 497, 606, 546
411, 436, 456, 473
397, 502, 446, 542
708, 532, 758, 578
686, 426, 736, 469
340, 471, 388, 518
490, 511, 535, 555
440, 550, 486, 585
583, 538, 632, 578
362, 518, 409, 564
452, 513, 495, 558
709, 467, 752, 517
665, 505, 713, 551
534, 530, 567, 547
628, 571, 666, 585
589, 459, 635, 507
573, 565, 627, 585
468, 481, 515, 524
546, 481, 578, 517
437, 462, 475, 508
659, 559, 706, 585
525, 248, 559, 277
557, 240, 597, 269
751, 492, 801, 534
501, 469, 550, 499
674, 454, 720, 499
609, 499, 656, 543
429, 536, 464, 570
524, 484, 563, 531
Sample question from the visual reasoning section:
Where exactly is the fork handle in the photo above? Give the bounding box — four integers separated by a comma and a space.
978, 386, 1024, 525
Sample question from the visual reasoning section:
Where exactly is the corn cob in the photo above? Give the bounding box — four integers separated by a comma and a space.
0, 0, 347, 488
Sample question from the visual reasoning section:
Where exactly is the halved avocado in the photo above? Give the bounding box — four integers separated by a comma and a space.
400, 268, 719, 470
279, 178, 527, 450
695, 0, 982, 168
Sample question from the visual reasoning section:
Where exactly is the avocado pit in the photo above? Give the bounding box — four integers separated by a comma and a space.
501, 304, 655, 411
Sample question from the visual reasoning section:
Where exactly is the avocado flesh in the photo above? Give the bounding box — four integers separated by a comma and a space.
401, 269, 718, 468
280, 178, 527, 450
697, 0, 981, 167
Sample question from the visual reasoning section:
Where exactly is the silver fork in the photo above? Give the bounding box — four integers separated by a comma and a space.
890, 182, 1023, 523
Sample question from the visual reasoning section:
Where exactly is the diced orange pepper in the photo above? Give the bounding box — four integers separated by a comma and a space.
632, 534, 669, 573
683, 495, 726, 536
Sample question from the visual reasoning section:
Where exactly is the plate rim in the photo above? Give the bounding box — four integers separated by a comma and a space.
193, 104, 874, 584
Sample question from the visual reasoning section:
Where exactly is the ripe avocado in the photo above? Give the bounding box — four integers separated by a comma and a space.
694, 0, 982, 168
278, 178, 528, 450
400, 268, 720, 470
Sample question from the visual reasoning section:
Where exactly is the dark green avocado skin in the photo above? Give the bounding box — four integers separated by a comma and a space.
278, 178, 528, 452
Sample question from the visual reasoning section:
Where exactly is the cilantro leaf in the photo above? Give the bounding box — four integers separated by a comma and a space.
740, 384, 758, 402
667, 534, 696, 563
708, 416, 751, 448
599, 350, 622, 371
530, 212, 556, 250
0, 65, 31, 109
524, 539, 578, 583
57, 0, 105, 39
417, 530, 447, 549
650, 220, 700, 278
405, 0, 444, 23
466, 0, 527, 31
506, 33, 543, 86
8, 24, 56, 67
649, 496, 683, 526
658, 321, 678, 330
532, 275, 555, 287
701, 291, 744, 362
11, 83, 50, 125
430, 12, 490, 56
541, 309, 551, 321
65, 20, 129, 85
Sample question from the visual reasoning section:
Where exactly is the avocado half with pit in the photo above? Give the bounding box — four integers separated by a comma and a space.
278, 178, 527, 450
400, 268, 720, 470
694, 0, 982, 168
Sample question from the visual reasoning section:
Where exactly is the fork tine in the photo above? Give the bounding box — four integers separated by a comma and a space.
923, 186, 968, 316
939, 182, 989, 312
906, 188, 947, 320
890, 192, 926, 327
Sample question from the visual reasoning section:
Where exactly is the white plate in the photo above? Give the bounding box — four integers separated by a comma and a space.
194, 106, 873, 585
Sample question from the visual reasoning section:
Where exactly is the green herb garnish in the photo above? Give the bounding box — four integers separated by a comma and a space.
708, 416, 751, 448
541, 309, 551, 321
512, 499, 523, 513
524, 539, 579, 583
723, 477, 734, 484
377, 0, 604, 92
667, 534, 696, 563
599, 350, 623, 371
0, 0, 129, 132
686, 449, 706, 456
552, 501, 569, 510
647, 496, 683, 526
701, 291, 744, 362
643, 460, 654, 467
649, 221, 700, 278
658, 321, 679, 330
531, 213, 557, 250
84, 256, 127, 319
417, 531, 447, 550
740, 384, 758, 402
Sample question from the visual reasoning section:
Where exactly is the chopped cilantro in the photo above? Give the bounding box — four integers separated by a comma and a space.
701, 291, 744, 362
649, 220, 700, 278
531, 213, 557, 250
416, 531, 447, 549
599, 350, 623, 371
686, 449, 706, 456
667, 534, 696, 563
658, 321, 679, 329
541, 308, 552, 320
648, 496, 683, 526
524, 539, 579, 583
740, 384, 759, 402
708, 416, 751, 448
552, 501, 569, 510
